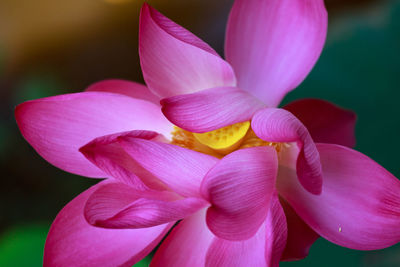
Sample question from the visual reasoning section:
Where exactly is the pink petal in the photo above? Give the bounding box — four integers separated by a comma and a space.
225, 0, 327, 107
139, 3, 236, 98
252, 108, 323, 195
118, 137, 218, 197
284, 98, 357, 147
205, 193, 287, 267
15, 92, 172, 178
277, 143, 400, 250
44, 181, 172, 267
85, 79, 160, 105
161, 86, 265, 132
151, 210, 214, 267
84, 182, 208, 229
80, 130, 167, 190
201, 147, 278, 240
279, 197, 319, 261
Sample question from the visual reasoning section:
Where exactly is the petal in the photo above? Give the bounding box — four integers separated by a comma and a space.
277, 143, 400, 250
284, 99, 357, 147
201, 147, 278, 241
85, 79, 160, 105
252, 108, 323, 195
205, 193, 287, 267
44, 181, 172, 267
118, 137, 218, 197
80, 130, 167, 190
15, 92, 172, 178
151, 210, 214, 267
139, 3, 236, 98
279, 197, 319, 261
84, 182, 208, 229
161, 86, 265, 133
225, 0, 327, 107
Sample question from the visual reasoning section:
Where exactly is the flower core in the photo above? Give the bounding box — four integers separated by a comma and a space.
171, 121, 287, 158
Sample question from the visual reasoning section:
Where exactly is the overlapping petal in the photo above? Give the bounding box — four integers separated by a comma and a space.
279, 197, 319, 261
84, 182, 208, 229
284, 99, 357, 147
118, 137, 218, 197
278, 143, 400, 250
139, 3, 236, 98
86, 79, 160, 105
80, 130, 167, 190
201, 147, 278, 241
15, 92, 172, 178
252, 108, 323, 195
161, 86, 265, 132
44, 181, 172, 267
225, 0, 327, 107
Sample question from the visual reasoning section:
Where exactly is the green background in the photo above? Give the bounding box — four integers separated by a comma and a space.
0, 0, 399, 266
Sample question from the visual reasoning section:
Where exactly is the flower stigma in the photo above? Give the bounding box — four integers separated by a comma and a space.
171, 121, 289, 158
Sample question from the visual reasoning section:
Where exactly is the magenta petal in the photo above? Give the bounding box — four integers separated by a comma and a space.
15, 92, 172, 178
139, 3, 236, 98
225, 0, 327, 107
85, 79, 160, 105
80, 130, 167, 190
278, 143, 400, 250
84, 182, 208, 229
151, 210, 214, 267
161, 86, 265, 132
44, 181, 172, 267
279, 197, 319, 261
252, 108, 323, 195
118, 137, 218, 197
284, 99, 357, 147
201, 147, 278, 241
205, 193, 287, 267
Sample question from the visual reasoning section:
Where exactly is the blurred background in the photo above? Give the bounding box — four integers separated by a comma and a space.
0, 0, 399, 266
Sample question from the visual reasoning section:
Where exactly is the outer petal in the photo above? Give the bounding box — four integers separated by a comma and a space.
118, 137, 218, 197
279, 197, 319, 261
151, 210, 214, 267
225, 0, 327, 107
161, 86, 265, 133
252, 108, 322, 195
80, 130, 167, 190
15, 92, 172, 178
139, 3, 236, 98
84, 182, 207, 229
284, 99, 357, 147
277, 143, 400, 250
85, 79, 160, 105
201, 147, 278, 241
44, 181, 172, 267
205, 193, 287, 267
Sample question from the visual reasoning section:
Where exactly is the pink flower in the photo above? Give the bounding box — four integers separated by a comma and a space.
15, 1, 400, 266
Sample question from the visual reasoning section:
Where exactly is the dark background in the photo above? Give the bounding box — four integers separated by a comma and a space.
0, 0, 399, 266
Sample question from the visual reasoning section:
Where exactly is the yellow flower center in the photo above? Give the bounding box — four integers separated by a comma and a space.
171, 121, 288, 158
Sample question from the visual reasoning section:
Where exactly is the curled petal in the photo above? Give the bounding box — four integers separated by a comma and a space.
44, 181, 172, 267
225, 0, 327, 107
161, 86, 265, 132
15, 92, 172, 178
80, 130, 167, 190
139, 3, 236, 98
252, 108, 322, 195
284, 99, 357, 147
278, 143, 400, 250
118, 137, 218, 197
85, 79, 160, 105
201, 147, 278, 240
84, 182, 208, 229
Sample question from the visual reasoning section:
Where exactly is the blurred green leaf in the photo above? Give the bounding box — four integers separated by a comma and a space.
0, 224, 49, 267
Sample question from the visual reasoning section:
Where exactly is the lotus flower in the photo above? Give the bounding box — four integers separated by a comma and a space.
15, 0, 400, 266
